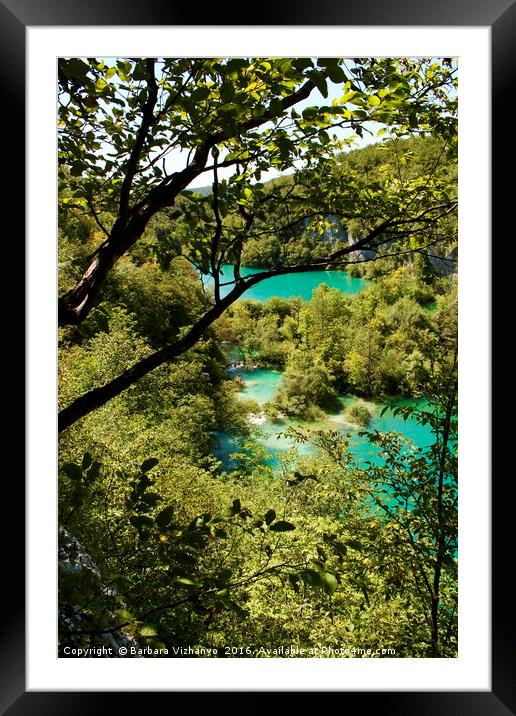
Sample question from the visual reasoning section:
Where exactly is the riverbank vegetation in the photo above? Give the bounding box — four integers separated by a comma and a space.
219, 265, 456, 418
58, 57, 458, 658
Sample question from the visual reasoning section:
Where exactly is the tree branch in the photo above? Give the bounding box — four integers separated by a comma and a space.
58, 201, 455, 432
119, 59, 158, 219
58, 77, 318, 326
210, 150, 222, 303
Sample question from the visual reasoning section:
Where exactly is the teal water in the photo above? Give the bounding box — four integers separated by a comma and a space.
204, 265, 370, 301
212, 267, 433, 470
215, 368, 434, 470
231, 366, 283, 404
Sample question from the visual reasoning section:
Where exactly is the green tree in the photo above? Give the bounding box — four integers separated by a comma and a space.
58, 57, 457, 431
288, 363, 458, 656
273, 356, 341, 417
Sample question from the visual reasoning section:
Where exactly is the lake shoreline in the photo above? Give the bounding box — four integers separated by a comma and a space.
204, 264, 372, 301
215, 365, 433, 471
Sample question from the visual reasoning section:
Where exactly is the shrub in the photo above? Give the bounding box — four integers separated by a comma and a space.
344, 402, 372, 426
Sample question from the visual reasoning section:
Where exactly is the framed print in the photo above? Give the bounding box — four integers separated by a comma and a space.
5, 0, 510, 709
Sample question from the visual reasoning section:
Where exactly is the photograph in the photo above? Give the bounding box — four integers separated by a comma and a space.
10, 7, 505, 706
57, 55, 459, 660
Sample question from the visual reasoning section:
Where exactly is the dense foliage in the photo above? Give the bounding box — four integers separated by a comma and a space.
241, 135, 457, 269
220, 266, 456, 417
57, 56, 456, 430
58, 57, 458, 659
58, 214, 457, 658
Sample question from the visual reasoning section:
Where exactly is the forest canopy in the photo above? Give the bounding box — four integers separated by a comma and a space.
58, 57, 458, 659
58, 56, 456, 430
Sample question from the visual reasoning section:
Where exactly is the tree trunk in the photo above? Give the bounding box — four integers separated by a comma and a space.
430, 356, 457, 657
58, 79, 319, 327
58, 150, 211, 326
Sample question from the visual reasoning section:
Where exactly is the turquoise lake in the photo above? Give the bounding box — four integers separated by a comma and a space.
214, 367, 434, 470
203, 264, 371, 301
209, 265, 435, 470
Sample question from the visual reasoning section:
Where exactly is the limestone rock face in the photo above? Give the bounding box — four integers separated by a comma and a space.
428, 246, 457, 275
58, 527, 141, 657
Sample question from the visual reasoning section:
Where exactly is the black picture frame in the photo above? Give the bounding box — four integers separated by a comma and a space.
8, 0, 510, 710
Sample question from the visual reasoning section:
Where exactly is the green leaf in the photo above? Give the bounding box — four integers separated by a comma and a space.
173, 575, 197, 586
226, 58, 249, 72
269, 520, 295, 532
83, 96, 98, 109
70, 162, 85, 177
333, 541, 347, 557
62, 463, 82, 481
114, 609, 133, 622
292, 58, 314, 71
219, 83, 235, 102
217, 568, 233, 584
95, 77, 108, 93
314, 75, 328, 98
321, 572, 338, 595
316, 546, 327, 562
130, 515, 154, 534
227, 600, 249, 619
302, 106, 319, 122
85, 461, 101, 483
368, 94, 381, 107
346, 539, 363, 551
133, 474, 152, 496
156, 506, 174, 530
191, 85, 210, 102
141, 458, 159, 473
63, 58, 89, 81
264, 509, 276, 525
340, 90, 357, 104
228, 498, 241, 517
116, 60, 131, 81
133, 63, 149, 81
325, 64, 346, 84
81, 452, 93, 470
139, 623, 158, 637
140, 492, 161, 508
299, 569, 323, 588
289, 574, 300, 593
